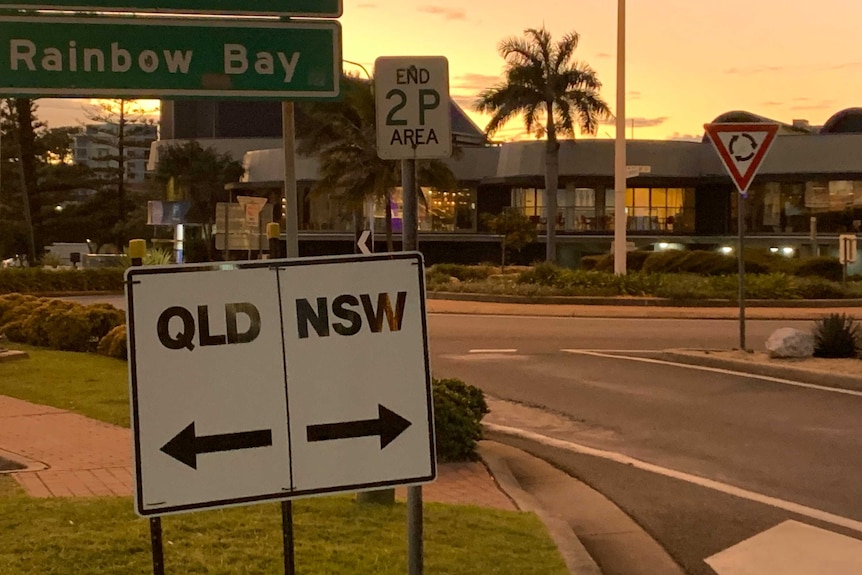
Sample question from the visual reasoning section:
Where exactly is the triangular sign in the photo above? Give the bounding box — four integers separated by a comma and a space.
704, 123, 779, 194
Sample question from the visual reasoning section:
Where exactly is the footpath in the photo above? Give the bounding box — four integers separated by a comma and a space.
2, 298, 860, 575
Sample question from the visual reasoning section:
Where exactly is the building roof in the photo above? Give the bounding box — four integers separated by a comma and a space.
821, 108, 862, 134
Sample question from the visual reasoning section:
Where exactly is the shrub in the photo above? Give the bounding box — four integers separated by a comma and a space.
97, 325, 128, 359
429, 263, 495, 282
517, 261, 566, 287
642, 250, 689, 274
592, 251, 652, 273
579, 255, 603, 271
745, 274, 800, 300
432, 377, 489, 462
0, 268, 125, 294
796, 277, 847, 300
2, 297, 124, 352
792, 256, 843, 282
812, 313, 861, 358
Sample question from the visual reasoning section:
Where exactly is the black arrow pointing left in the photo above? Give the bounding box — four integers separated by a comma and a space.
161, 422, 272, 469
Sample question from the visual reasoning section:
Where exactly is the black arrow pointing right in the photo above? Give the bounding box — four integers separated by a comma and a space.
306, 404, 411, 449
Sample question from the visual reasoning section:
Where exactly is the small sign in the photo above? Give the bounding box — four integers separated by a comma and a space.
126, 253, 436, 516
626, 165, 651, 178
840, 234, 857, 264
375, 56, 451, 160
357, 230, 373, 255
704, 123, 779, 194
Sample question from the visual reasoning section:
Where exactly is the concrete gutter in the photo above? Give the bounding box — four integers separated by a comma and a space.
661, 350, 862, 393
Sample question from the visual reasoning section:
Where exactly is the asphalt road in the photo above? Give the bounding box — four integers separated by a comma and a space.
429, 313, 862, 575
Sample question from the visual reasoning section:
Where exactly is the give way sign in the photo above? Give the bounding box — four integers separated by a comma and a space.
125, 253, 436, 516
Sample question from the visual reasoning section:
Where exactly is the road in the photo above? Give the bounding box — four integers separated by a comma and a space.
64, 294, 862, 574
429, 313, 862, 575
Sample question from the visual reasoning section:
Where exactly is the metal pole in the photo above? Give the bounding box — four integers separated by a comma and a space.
400, 155, 423, 575
282, 101, 299, 258
282, 501, 295, 575
407, 485, 423, 575
613, 0, 627, 275
401, 158, 417, 251
149, 517, 165, 575
738, 194, 746, 350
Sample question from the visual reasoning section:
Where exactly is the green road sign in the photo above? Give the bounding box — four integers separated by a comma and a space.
0, 15, 341, 99
0, 0, 341, 17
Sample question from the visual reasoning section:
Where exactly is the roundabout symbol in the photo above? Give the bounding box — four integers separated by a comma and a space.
728, 133, 757, 162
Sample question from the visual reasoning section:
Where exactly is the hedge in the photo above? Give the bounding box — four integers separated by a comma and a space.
0, 268, 125, 294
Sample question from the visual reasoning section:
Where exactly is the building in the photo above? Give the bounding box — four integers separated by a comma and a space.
73, 122, 158, 184
152, 101, 862, 267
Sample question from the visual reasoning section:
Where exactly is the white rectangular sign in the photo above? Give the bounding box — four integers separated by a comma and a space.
375, 56, 451, 160
840, 234, 857, 264
126, 253, 436, 516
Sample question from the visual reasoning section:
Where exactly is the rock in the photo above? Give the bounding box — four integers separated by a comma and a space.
765, 327, 815, 358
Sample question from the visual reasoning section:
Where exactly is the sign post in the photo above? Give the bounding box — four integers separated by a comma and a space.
839, 234, 857, 287
125, 253, 435, 517
704, 123, 779, 350
375, 56, 450, 575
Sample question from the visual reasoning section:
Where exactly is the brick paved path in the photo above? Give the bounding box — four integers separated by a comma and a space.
0, 395, 515, 510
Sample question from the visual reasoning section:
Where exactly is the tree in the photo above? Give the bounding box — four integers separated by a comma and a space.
482, 208, 538, 270
80, 99, 157, 248
298, 74, 457, 252
153, 141, 244, 260
475, 27, 612, 263
0, 99, 49, 261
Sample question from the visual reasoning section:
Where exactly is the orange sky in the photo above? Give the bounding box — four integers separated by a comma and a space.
34, 0, 862, 142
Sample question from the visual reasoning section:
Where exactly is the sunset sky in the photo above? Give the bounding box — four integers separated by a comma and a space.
34, 0, 862, 142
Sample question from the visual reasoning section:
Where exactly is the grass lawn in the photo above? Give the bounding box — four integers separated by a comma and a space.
0, 474, 566, 575
0, 345, 569, 574
0, 343, 130, 427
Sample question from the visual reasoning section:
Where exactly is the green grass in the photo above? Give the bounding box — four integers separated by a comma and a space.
0, 487, 567, 575
0, 347, 569, 574
0, 343, 130, 427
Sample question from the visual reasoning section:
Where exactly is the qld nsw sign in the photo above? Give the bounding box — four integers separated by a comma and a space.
0, 15, 341, 99
0, 0, 341, 16
126, 253, 435, 516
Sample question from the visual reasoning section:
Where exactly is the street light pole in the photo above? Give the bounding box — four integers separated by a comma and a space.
613, 0, 627, 275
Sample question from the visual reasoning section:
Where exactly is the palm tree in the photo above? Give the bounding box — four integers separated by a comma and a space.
475, 27, 612, 263
298, 75, 457, 252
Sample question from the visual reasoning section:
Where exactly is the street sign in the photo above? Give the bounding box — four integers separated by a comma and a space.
704, 123, 779, 194
0, 15, 341, 99
840, 234, 857, 264
626, 165, 651, 178
357, 229, 373, 255
375, 56, 451, 160
126, 253, 435, 516
0, 0, 342, 16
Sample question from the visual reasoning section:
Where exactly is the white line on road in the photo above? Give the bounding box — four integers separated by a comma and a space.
561, 349, 862, 398
468, 349, 518, 354
487, 422, 862, 535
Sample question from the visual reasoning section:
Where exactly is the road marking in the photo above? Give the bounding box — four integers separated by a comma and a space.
468, 349, 518, 354
561, 349, 862, 398
486, 423, 862, 535
706, 520, 862, 575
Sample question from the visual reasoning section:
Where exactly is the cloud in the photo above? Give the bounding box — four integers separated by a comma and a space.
723, 65, 785, 76
827, 61, 862, 71
452, 72, 500, 91
761, 101, 783, 107
451, 94, 478, 110
600, 116, 669, 128
417, 5, 466, 20
356, 2, 376, 7
628, 90, 642, 100
667, 132, 700, 142
790, 99, 835, 111
595, 52, 612, 59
